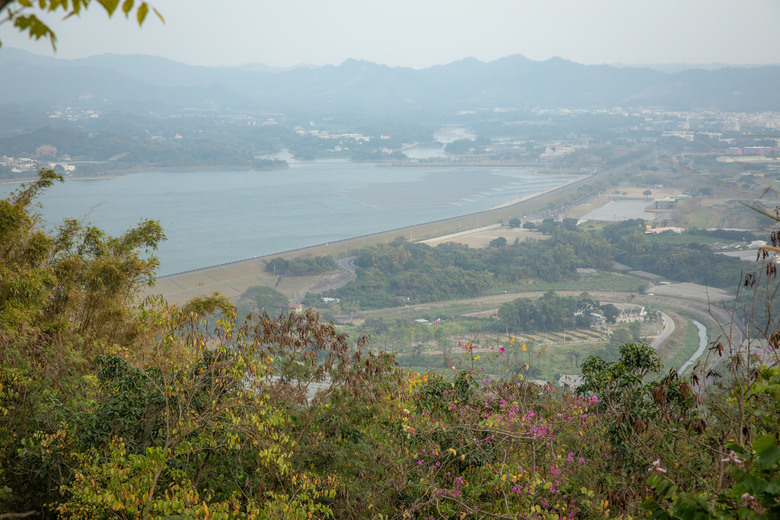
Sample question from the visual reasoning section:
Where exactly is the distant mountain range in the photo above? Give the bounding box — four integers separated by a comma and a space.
0, 48, 778, 113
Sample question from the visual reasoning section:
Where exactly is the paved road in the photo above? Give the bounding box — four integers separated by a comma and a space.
642, 293, 742, 347
650, 311, 676, 349
338, 257, 357, 282
678, 321, 708, 374
290, 257, 357, 304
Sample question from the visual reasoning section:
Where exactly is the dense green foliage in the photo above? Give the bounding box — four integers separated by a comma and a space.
604, 219, 745, 289
334, 231, 614, 308
328, 219, 746, 311
265, 255, 338, 276
0, 169, 164, 337
2, 171, 779, 519
684, 228, 758, 242
498, 290, 598, 333
239, 285, 289, 315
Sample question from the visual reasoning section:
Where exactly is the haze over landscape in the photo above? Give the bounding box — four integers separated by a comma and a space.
2, 1, 780, 518
4, 0, 779, 69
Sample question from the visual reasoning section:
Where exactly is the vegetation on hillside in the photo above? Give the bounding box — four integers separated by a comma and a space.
1, 171, 778, 519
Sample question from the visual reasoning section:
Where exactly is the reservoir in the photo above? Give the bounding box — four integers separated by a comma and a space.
0, 161, 576, 276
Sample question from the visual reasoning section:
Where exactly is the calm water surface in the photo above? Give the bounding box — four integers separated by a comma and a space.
1, 161, 575, 275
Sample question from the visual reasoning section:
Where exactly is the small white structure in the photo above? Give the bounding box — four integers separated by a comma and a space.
558, 375, 584, 389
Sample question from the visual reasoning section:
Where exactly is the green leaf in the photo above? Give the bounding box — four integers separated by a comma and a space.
648, 474, 678, 500
757, 446, 780, 467
742, 474, 769, 494
725, 441, 747, 454
739, 201, 780, 223
122, 0, 134, 17
136, 2, 148, 24
753, 433, 780, 467
13, 14, 57, 49
674, 494, 712, 517
97, 0, 120, 16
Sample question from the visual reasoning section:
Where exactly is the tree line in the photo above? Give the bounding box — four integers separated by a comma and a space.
497, 290, 600, 333
326, 219, 746, 310
265, 255, 338, 276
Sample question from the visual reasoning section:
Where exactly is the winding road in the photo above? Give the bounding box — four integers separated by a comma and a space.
650, 311, 675, 349
290, 257, 357, 303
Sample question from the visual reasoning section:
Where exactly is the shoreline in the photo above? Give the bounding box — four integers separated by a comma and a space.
2, 159, 630, 305
149, 170, 604, 304
1, 161, 565, 185
381, 162, 544, 168
0, 174, 127, 185
157, 173, 592, 280
0, 164, 290, 185
489, 174, 588, 210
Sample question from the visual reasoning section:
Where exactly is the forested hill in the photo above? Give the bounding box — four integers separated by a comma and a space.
1, 48, 778, 113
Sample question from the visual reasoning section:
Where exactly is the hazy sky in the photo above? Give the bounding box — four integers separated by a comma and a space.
2, 0, 779, 68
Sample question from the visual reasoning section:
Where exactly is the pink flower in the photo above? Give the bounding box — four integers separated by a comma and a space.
721, 451, 744, 464
648, 459, 667, 473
